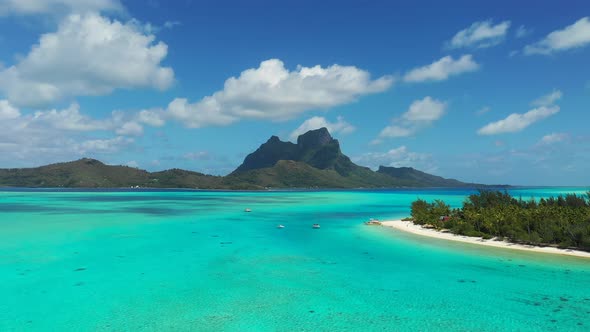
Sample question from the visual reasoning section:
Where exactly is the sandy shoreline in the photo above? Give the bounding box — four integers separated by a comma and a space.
380, 219, 590, 259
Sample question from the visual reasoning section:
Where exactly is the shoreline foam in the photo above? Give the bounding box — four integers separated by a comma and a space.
380, 219, 590, 259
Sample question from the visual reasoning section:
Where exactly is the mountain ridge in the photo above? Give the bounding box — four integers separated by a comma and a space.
0, 128, 502, 189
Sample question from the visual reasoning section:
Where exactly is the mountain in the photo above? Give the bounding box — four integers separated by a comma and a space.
230, 128, 411, 188
234, 127, 356, 175
376, 166, 477, 187
0, 158, 224, 189
0, 128, 494, 189
228, 128, 490, 188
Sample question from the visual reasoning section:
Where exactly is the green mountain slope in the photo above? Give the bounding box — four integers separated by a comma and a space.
0, 128, 493, 189
0, 158, 224, 189
377, 166, 478, 187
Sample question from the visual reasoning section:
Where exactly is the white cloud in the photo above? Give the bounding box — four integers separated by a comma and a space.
477, 106, 559, 135
376, 97, 447, 141
137, 109, 165, 127
524, 17, 590, 55
0, 108, 135, 166
377, 125, 414, 139
166, 97, 236, 128
0, 0, 123, 16
0, 13, 174, 107
515, 25, 532, 38
0, 100, 171, 167
448, 20, 511, 49
115, 121, 143, 136
0, 99, 20, 119
126, 160, 139, 168
539, 133, 568, 145
31, 103, 111, 131
402, 97, 447, 122
24, 103, 157, 136
531, 89, 562, 107
478, 90, 562, 135
78, 136, 133, 154
166, 59, 393, 128
403, 55, 479, 83
289, 116, 355, 140
353, 146, 435, 172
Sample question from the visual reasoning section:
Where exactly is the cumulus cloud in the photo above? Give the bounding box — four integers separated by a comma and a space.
375, 97, 447, 142
539, 133, 569, 145
0, 100, 171, 166
353, 146, 435, 172
0, 13, 174, 107
0, 0, 123, 16
0, 112, 134, 166
77, 136, 134, 154
524, 17, 590, 55
166, 59, 393, 128
115, 121, 143, 136
0, 100, 20, 119
289, 116, 355, 140
531, 89, 562, 107
22, 103, 160, 136
166, 97, 236, 128
31, 103, 111, 131
448, 20, 511, 49
136, 109, 166, 127
402, 97, 447, 122
477, 106, 559, 135
403, 55, 479, 83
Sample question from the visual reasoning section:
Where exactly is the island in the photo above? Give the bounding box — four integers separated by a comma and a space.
380, 190, 590, 258
0, 128, 501, 189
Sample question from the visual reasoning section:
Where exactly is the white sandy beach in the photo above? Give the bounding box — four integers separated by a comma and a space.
380, 219, 590, 259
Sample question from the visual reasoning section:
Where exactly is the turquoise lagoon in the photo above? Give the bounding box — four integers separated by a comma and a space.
1, 188, 589, 331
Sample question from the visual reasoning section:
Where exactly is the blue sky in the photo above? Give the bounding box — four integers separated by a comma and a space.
0, 0, 589, 185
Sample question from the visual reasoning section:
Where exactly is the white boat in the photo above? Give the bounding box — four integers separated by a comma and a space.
244, 208, 252, 212
364, 219, 382, 225
312, 224, 320, 229
277, 224, 285, 229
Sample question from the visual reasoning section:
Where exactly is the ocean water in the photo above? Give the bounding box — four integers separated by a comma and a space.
1, 187, 589, 331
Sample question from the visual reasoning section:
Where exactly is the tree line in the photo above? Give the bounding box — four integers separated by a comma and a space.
409, 190, 590, 251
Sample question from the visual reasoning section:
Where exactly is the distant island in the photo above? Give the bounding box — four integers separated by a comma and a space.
0, 128, 502, 189
380, 190, 590, 256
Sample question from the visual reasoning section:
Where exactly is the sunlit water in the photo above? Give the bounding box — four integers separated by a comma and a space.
1, 188, 589, 331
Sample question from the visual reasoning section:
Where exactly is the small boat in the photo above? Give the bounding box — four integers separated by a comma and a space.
312, 224, 320, 229
277, 224, 285, 229
244, 208, 252, 212
364, 218, 382, 226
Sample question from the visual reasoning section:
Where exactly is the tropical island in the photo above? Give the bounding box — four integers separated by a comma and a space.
381, 190, 590, 257
0, 128, 502, 190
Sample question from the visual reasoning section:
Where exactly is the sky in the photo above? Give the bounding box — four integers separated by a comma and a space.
0, 0, 589, 186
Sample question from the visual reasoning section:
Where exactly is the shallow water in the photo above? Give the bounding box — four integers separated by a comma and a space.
1, 188, 589, 331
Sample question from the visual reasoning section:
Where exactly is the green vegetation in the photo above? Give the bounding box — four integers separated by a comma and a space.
410, 190, 590, 251
0, 159, 226, 189
0, 128, 489, 189
377, 166, 480, 188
